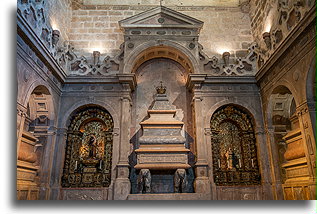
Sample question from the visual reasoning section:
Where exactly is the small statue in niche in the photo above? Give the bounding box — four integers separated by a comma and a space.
87, 135, 97, 159
174, 169, 187, 193
138, 169, 151, 194
224, 148, 240, 170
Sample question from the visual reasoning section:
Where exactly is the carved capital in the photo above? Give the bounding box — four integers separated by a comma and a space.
117, 74, 137, 91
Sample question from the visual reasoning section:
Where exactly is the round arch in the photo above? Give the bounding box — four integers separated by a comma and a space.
265, 84, 296, 129
23, 80, 56, 120
60, 100, 120, 129
305, 55, 316, 103
203, 100, 264, 133
123, 40, 200, 74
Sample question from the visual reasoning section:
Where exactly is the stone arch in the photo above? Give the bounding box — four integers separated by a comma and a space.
305, 55, 316, 103
209, 104, 261, 186
23, 79, 56, 116
204, 100, 262, 132
61, 104, 115, 188
60, 100, 119, 129
17, 84, 55, 200
265, 84, 302, 199
123, 40, 200, 74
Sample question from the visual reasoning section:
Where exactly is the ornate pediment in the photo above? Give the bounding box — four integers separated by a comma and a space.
119, 6, 203, 31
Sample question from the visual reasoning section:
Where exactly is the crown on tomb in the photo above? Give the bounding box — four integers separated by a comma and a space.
156, 81, 167, 94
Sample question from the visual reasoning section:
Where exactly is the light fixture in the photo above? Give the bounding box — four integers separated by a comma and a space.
262, 32, 272, 50
93, 51, 100, 65
222, 51, 230, 66
52, 30, 60, 47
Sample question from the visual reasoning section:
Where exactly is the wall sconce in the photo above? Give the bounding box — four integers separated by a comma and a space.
222, 52, 230, 66
52, 30, 60, 47
93, 51, 100, 65
262, 32, 272, 50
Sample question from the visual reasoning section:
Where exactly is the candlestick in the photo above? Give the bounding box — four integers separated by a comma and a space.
239, 158, 242, 168
218, 159, 221, 168
251, 159, 254, 168
75, 160, 78, 171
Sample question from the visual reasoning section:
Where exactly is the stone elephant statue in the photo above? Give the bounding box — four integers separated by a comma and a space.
138, 169, 151, 194
174, 169, 187, 193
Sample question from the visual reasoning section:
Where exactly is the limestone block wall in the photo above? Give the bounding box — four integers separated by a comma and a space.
68, 5, 253, 58
46, 0, 73, 43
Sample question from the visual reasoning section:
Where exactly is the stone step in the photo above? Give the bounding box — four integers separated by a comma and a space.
127, 193, 210, 200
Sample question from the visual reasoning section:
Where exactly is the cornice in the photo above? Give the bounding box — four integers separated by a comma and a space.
255, 5, 316, 82
17, 13, 67, 83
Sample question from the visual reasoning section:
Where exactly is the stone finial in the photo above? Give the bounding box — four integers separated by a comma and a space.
156, 81, 166, 94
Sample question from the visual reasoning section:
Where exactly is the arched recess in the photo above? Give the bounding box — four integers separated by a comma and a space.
17, 85, 55, 200
61, 105, 114, 188
123, 40, 200, 74
128, 45, 195, 193
210, 105, 261, 186
266, 85, 312, 200
266, 85, 298, 186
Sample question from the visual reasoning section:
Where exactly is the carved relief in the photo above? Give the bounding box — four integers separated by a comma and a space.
61, 107, 113, 188
200, 43, 258, 76
18, 0, 57, 55
210, 105, 261, 186
255, 0, 314, 68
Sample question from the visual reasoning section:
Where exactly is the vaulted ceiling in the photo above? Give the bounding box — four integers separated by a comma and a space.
75, 0, 246, 7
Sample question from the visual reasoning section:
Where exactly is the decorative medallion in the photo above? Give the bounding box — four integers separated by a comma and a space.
158, 17, 165, 23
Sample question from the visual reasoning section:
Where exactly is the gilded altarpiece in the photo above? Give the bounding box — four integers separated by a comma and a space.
210, 106, 261, 186
61, 107, 113, 188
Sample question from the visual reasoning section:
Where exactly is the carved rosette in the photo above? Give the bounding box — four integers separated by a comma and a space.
210, 105, 261, 186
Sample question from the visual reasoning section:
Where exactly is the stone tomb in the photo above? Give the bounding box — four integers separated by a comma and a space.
135, 83, 190, 193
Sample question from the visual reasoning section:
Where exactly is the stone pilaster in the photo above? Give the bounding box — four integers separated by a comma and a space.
255, 128, 274, 200
34, 127, 57, 200
296, 102, 316, 199
16, 103, 27, 158
192, 86, 210, 193
186, 75, 210, 194
49, 127, 67, 200
114, 81, 133, 200
264, 127, 284, 200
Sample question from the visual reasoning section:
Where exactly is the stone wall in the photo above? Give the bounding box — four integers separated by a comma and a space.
46, 0, 73, 43
68, 6, 253, 58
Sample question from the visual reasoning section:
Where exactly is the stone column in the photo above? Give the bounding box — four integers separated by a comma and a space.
255, 128, 274, 200
192, 85, 210, 194
114, 83, 132, 200
296, 102, 316, 199
49, 127, 67, 200
264, 127, 284, 200
36, 127, 57, 200
16, 104, 27, 158
204, 128, 216, 199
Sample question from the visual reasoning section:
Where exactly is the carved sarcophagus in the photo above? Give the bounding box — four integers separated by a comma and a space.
135, 83, 190, 171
